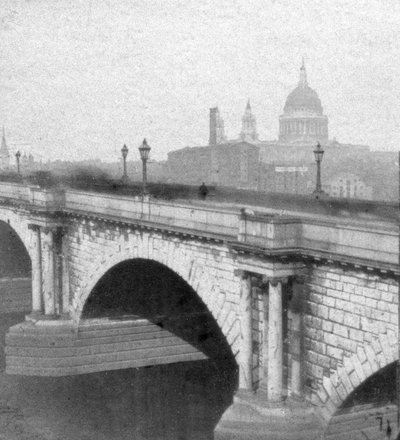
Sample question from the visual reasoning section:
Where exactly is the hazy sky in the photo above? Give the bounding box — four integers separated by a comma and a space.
1, 0, 400, 161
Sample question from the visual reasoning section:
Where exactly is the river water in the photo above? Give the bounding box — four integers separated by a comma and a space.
0, 313, 237, 440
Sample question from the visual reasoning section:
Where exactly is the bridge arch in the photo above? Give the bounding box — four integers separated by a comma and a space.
0, 209, 32, 261
324, 361, 397, 438
72, 233, 241, 357
319, 334, 398, 422
81, 258, 237, 367
0, 219, 31, 278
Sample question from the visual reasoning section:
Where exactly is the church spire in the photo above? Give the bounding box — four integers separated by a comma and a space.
240, 100, 258, 142
299, 57, 308, 87
0, 126, 10, 168
1, 127, 9, 154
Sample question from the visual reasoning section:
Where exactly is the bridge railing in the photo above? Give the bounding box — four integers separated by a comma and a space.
63, 190, 240, 237
0, 182, 30, 203
240, 212, 398, 268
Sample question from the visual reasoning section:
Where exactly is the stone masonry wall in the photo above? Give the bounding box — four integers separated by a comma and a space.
303, 264, 398, 420
66, 218, 242, 358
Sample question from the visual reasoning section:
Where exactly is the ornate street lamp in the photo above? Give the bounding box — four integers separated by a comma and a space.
138, 138, 151, 196
313, 142, 326, 199
121, 144, 129, 183
15, 150, 21, 175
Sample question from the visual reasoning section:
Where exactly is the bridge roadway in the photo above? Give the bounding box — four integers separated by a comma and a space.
0, 182, 397, 272
0, 182, 398, 439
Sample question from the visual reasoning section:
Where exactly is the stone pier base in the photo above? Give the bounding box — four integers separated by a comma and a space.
214, 392, 325, 440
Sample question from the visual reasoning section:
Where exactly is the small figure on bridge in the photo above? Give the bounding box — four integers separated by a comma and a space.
387, 420, 392, 439
198, 182, 209, 200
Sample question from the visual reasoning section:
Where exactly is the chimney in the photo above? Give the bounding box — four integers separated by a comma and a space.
209, 107, 218, 146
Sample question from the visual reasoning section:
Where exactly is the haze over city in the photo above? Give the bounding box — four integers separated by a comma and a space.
1, 0, 400, 161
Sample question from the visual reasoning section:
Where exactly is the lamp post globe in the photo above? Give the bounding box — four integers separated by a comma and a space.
312, 142, 326, 199
121, 144, 129, 183
138, 138, 151, 196
15, 150, 21, 175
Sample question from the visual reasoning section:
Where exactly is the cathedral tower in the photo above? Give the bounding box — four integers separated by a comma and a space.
240, 100, 258, 142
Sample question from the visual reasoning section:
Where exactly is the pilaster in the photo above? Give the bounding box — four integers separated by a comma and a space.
235, 269, 253, 392
28, 224, 43, 315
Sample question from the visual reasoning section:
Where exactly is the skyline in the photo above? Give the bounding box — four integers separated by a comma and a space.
1, 0, 400, 161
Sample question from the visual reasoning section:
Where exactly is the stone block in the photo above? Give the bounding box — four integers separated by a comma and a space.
310, 340, 326, 355
343, 313, 360, 329
322, 296, 335, 307
343, 283, 355, 294
380, 291, 394, 303
350, 294, 366, 305
326, 345, 344, 360
336, 336, 357, 353
349, 328, 364, 342
323, 332, 338, 347
332, 324, 348, 338
364, 344, 378, 371
328, 308, 344, 324
318, 304, 329, 320
322, 320, 333, 332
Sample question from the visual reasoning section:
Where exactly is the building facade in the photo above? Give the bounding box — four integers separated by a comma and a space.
324, 174, 373, 200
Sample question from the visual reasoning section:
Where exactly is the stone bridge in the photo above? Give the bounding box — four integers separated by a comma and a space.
0, 182, 398, 439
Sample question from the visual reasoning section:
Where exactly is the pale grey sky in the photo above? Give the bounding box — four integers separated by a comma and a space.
1, 0, 400, 161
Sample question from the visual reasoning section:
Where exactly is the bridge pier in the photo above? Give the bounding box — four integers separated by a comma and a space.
27, 223, 69, 320
215, 269, 320, 439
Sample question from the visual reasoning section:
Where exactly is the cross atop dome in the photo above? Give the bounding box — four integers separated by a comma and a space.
299, 57, 308, 88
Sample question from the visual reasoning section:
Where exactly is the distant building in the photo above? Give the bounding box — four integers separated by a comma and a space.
0, 128, 10, 169
165, 61, 387, 198
324, 174, 373, 200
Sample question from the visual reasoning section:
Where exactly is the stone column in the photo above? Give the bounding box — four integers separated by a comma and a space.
267, 278, 285, 401
61, 230, 70, 317
259, 279, 269, 393
41, 227, 56, 316
29, 224, 43, 314
289, 277, 304, 398
237, 270, 253, 391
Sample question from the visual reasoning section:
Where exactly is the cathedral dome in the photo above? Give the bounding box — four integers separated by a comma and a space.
278, 60, 328, 144
283, 84, 323, 115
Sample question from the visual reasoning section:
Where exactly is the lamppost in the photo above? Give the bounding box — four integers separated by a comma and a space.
121, 144, 129, 183
15, 150, 21, 175
138, 138, 151, 196
313, 142, 326, 199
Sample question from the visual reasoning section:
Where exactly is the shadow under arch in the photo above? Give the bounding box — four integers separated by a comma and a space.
0, 219, 31, 278
0, 219, 32, 370
324, 361, 397, 439
82, 257, 237, 368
